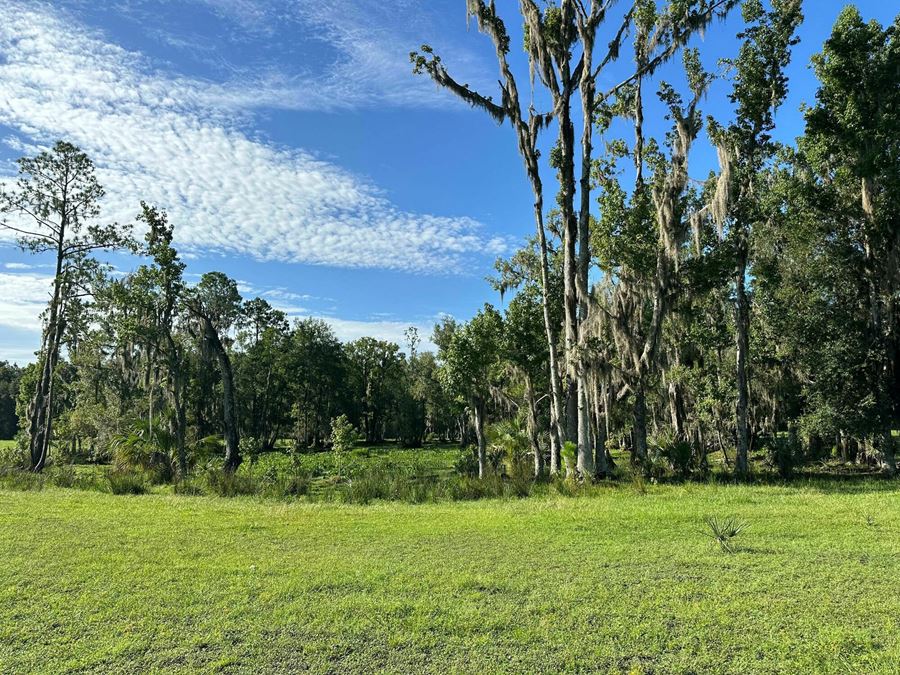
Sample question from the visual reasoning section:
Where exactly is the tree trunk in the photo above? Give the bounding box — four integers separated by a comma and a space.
575, 18, 597, 480
735, 244, 750, 477
29, 230, 69, 473
203, 318, 241, 473
576, 380, 594, 477
524, 376, 543, 478
633, 382, 649, 472
472, 397, 487, 479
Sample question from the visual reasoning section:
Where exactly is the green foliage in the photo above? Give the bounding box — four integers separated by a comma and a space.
106, 469, 148, 495
203, 468, 256, 498
453, 447, 480, 477
704, 515, 748, 553
330, 414, 356, 455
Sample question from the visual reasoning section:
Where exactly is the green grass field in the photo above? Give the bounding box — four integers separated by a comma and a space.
2, 481, 899, 674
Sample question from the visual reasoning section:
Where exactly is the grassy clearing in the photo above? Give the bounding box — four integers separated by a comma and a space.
1, 482, 898, 673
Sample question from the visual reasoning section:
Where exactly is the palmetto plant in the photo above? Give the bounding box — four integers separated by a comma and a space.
110, 418, 177, 474
704, 515, 748, 553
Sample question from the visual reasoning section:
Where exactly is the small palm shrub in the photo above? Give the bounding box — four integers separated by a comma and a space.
767, 435, 799, 478
653, 434, 694, 478
704, 515, 748, 553
110, 419, 176, 481
107, 468, 148, 495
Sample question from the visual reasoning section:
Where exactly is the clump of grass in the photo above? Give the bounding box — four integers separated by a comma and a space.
47, 464, 77, 488
204, 469, 256, 497
107, 469, 148, 495
704, 515, 748, 553
173, 479, 205, 496
0, 470, 46, 491
446, 475, 503, 501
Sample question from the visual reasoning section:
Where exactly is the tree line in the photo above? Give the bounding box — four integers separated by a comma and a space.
1, 1, 898, 482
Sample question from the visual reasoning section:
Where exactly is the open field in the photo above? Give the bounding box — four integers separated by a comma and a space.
2, 481, 899, 674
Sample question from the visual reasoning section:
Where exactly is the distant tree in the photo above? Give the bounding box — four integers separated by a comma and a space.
0, 361, 22, 440
346, 337, 403, 444
708, 0, 803, 476
0, 141, 133, 471
804, 7, 899, 473
235, 297, 290, 450
288, 319, 346, 448
185, 272, 242, 472
439, 305, 503, 478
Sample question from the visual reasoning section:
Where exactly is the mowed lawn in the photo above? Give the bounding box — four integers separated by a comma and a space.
1, 482, 899, 674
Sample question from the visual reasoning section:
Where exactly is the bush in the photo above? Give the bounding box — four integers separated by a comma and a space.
107, 469, 148, 495
47, 464, 77, 488
767, 435, 799, 478
453, 448, 480, 477
0, 470, 45, 491
656, 437, 695, 478
343, 469, 393, 504
506, 474, 533, 498
173, 479, 205, 496
0, 441, 28, 474
204, 469, 256, 498
446, 475, 504, 501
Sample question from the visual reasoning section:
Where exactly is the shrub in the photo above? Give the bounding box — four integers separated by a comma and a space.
107, 469, 148, 495
343, 469, 391, 504
173, 479, 205, 496
767, 435, 799, 478
47, 464, 77, 488
653, 434, 694, 478
0, 441, 28, 474
453, 448, 480, 477
204, 469, 256, 498
704, 515, 748, 553
0, 470, 45, 491
505, 474, 533, 498
447, 475, 503, 501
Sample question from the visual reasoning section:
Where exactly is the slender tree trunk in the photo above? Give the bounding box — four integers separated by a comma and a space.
735, 243, 750, 477
203, 319, 241, 472
633, 381, 649, 471
592, 374, 609, 478
575, 16, 597, 479
529, 189, 565, 474
473, 397, 487, 479
30, 239, 66, 472
524, 375, 543, 478
576, 381, 594, 477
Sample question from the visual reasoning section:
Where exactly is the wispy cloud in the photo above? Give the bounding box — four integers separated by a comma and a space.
0, 272, 49, 333
0, 1, 506, 274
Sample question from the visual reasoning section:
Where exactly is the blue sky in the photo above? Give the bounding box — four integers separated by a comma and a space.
0, 0, 895, 363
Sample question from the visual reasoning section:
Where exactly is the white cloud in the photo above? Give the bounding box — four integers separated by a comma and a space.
0, 271, 49, 333
0, 1, 507, 274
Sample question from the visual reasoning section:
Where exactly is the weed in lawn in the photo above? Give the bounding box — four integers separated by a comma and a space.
704, 515, 748, 553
